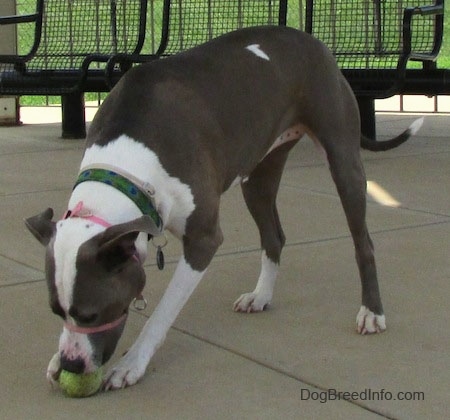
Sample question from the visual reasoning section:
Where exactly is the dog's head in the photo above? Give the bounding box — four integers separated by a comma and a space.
25, 208, 158, 374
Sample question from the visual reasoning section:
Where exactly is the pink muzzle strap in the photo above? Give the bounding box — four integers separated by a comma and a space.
64, 312, 128, 335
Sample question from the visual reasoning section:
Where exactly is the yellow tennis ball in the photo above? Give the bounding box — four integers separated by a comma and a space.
59, 368, 103, 398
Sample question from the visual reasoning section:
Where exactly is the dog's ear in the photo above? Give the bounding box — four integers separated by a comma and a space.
24, 208, 56, 246
96, 215, 161, 272
101, 215, 162, 244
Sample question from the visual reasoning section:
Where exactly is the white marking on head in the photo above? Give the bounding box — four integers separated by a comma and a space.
245, 44, 270, 61
54, 218, 105, 313
59, 328, 96, 373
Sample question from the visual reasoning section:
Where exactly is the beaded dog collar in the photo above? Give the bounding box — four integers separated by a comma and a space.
73, 165, 163, 232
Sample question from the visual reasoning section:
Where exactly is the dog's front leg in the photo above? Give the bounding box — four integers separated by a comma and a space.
104, 256, 206, 390
46, 351, 61, 387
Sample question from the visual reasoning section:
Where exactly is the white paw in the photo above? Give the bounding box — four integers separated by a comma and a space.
103, 350, 147, 391
233, 292, 271, 313
356, 306, 386, 334
47, 352, 61, 387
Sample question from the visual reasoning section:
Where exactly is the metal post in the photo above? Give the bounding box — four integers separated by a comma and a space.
357, 96, 377, 141
61, 92, 86, 139
0, 0, 20, 125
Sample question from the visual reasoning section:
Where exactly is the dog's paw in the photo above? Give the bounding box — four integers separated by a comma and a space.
233, 292, 271, 313
47, 352, 61, 387
356, 306, 386, 334
103, 351, 147, 391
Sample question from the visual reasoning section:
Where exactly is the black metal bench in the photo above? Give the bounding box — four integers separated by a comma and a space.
305, 0, 446, 140
106, 0, 289, 89
105, 0, 289, 85
156, 0, 287, 56
153, 0, 448, 142
0, 0, 448, 142
0, 0, 150, 138
0, 0, 288, 138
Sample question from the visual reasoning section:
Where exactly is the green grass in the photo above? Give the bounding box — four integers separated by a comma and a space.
14, 0, 450, 106
438, 0, 450, 67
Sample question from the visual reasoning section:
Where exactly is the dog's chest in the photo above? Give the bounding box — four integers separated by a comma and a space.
78, 135, 195, 238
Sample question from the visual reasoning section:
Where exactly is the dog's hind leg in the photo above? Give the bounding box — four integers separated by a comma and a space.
234, 141, 297, 313
324, 136, 386, 334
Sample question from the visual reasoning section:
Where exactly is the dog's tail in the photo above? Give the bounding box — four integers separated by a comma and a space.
360, 117, 424, 152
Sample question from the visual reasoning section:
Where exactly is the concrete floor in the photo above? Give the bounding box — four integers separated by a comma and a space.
0, 110, 448, 419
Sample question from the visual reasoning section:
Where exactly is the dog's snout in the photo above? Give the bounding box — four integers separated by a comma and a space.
60, 354, 86, 374
68, 306, 98, 325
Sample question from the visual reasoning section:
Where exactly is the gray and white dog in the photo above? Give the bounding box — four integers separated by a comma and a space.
25, 26, 422, 390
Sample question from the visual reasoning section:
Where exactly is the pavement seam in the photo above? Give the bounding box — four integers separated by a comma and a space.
282, 149, 450, 171
127, 306, 397, 418
2, 219, 447, 287
170, 324, 397, 420
0, 278, 45, 289
280, 184, 450, 219
1, 187, 71, 197
0, 146, 84, 157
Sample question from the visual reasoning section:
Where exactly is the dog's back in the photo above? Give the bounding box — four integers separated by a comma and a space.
87, 26, 349, 191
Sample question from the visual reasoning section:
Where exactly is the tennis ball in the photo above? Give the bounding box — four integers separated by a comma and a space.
59, 368, 103, 398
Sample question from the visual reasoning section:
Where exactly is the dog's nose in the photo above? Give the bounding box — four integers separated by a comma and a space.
60, 354, 86, 374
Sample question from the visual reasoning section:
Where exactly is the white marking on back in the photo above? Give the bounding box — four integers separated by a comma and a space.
245, 44, 270, 61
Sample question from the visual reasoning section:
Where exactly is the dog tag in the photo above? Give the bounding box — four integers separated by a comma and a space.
156, 246, 165, 270
152, 234, 167, 270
